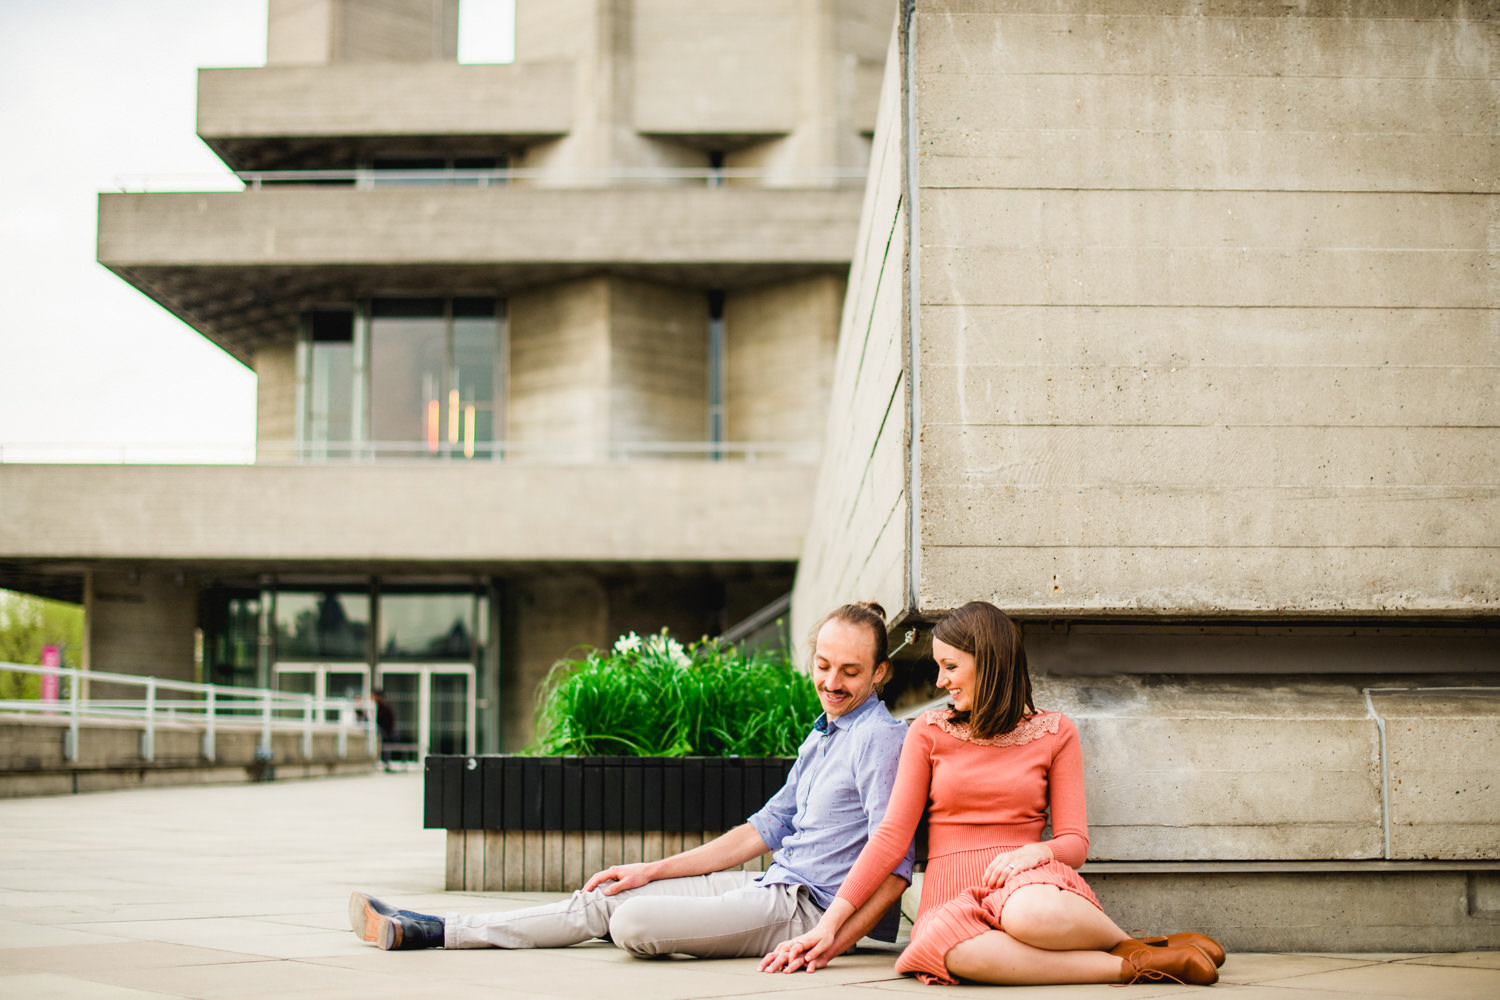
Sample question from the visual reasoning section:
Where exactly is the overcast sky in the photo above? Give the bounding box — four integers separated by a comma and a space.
0, 0, 267, 462
0, 0, 514, 463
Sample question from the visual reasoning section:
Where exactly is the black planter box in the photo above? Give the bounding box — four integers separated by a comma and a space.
424, 755, 796, 834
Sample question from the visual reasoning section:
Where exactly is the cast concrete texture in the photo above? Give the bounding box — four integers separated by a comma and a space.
793, 0, 1499, 627
0, 462, 816, 563
3, 774, 1497, 999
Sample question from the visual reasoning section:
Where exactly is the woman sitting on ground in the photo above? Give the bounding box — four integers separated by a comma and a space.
761, 600, 1224, 987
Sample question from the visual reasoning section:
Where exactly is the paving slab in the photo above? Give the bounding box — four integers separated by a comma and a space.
0, 772, 1492, 999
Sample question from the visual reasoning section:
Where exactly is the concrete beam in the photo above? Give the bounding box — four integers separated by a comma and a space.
0, 461, 816, 563
198, 61, 575, 169
98, 187, 862, 269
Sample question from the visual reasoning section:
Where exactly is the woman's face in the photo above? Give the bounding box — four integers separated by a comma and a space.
932, 636, 977, 712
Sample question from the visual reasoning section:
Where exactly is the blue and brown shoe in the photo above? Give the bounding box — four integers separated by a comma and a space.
348, 891, 444, 949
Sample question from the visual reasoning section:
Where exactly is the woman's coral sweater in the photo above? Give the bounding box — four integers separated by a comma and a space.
835, 710, 1090, 910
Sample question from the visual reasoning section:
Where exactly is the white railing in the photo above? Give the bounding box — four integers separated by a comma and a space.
0, 439, 819, 466
111, 166, 871, 193
0, 661, 376, 764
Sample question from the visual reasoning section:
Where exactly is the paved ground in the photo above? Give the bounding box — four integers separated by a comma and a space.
1, 772, 1496, 999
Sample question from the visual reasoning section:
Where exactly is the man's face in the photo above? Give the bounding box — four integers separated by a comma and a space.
811, 618, 888, 720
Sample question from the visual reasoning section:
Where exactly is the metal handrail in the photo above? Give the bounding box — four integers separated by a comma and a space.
112, 166, 870, 193
0, 661, 376, 764
0, 439, 820, 466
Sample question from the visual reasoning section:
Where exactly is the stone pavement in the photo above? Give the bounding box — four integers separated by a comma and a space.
1, 772, 1495, 999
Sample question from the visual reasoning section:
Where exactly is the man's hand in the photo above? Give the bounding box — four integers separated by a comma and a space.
582, 862, 655, 895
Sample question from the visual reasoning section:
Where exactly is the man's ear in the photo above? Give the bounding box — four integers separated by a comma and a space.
874, 659, 892, 690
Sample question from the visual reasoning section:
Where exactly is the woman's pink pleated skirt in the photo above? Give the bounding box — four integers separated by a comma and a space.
896, 845, 1104, 985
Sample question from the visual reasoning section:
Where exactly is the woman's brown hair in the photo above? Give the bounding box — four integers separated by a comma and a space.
932, 601, 1034, 739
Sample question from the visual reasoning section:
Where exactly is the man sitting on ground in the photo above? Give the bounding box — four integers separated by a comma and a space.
350, 601, 914, 960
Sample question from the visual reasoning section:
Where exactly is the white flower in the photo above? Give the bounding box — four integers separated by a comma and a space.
613, 632, 642, 654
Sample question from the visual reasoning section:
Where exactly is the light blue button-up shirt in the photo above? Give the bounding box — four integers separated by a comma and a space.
747, 694, 914, 941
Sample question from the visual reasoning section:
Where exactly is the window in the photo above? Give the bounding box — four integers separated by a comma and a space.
305, 310, 354, 458
379, 592, 486, 662
300, 298, 503, 460
274, 591, 371, 661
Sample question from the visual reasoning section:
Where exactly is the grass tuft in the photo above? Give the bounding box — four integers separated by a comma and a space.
528, 629, 818, 757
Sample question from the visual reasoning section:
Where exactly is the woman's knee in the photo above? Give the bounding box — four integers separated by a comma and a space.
999, 886, 1069, 940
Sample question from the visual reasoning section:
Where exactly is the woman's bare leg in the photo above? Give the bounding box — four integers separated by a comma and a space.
945, 930, 1121, 985
999, 884, 1128, 952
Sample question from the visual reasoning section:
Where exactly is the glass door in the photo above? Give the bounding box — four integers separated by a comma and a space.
273, 662, 370, 723
375, 663, 475, 760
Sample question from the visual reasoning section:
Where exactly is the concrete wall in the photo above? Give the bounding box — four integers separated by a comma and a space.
725, 275, 843, 445
791, 22, 908, 642
84, 569, 199, 690
906, 0, 1498, 617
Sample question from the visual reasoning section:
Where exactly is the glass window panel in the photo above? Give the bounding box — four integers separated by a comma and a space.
430, 672, 471, 754
274, 591, 370, 661
378, 672, 420, 753
452, 302, 498, 458
203, 590, 259, 688
379, 594, 476, 661
370, 300, 445, 457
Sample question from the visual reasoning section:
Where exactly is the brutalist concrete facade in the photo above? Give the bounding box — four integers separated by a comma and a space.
791, 0, 1499, 949
0, 0, 892, 754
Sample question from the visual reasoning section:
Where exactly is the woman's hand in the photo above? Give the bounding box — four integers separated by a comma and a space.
981, 844, 1054, 888
759, 922, 838, 973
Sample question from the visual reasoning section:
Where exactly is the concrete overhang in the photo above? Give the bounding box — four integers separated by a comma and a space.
97, 186, 862, 363
0, 460, 815, 571
196, 61, 575, 171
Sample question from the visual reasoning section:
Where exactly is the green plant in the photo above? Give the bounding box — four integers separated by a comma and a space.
529, 629, 819, 757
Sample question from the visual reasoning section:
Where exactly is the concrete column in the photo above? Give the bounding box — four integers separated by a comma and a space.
607, 279, 708, 446
507, 277, 613, 453
502, 574, 609, 751
254, 338, 295, 461
725, 274, 843, 445
508, 277, 708, 455
514, 0, 704, 180
268, 0, 459, 66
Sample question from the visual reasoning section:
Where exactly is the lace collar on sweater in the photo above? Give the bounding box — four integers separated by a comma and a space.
924, 709, 1060, 747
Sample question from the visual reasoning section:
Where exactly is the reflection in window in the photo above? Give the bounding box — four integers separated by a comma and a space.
379, 593, 478, 661
275, 591, 370, 660
366, 298, 501, 459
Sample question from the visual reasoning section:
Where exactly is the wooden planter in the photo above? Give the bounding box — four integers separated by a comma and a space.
424, 755, 794, 891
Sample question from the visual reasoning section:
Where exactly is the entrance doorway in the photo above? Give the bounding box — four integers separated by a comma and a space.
376, 663, 475, 760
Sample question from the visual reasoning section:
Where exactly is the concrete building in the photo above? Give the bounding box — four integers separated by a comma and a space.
791, 1, 1499, 949
0, 0, 889, 754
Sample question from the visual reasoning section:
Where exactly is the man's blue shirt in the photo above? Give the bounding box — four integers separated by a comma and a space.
747, 694, 914, 941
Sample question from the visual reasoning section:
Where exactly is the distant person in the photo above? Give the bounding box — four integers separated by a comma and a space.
349, 602, 915, 960
371, 688, 396, 770
761, 601, 1226, 986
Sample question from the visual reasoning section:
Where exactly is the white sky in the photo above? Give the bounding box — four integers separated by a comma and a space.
0, 0, 514, 464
